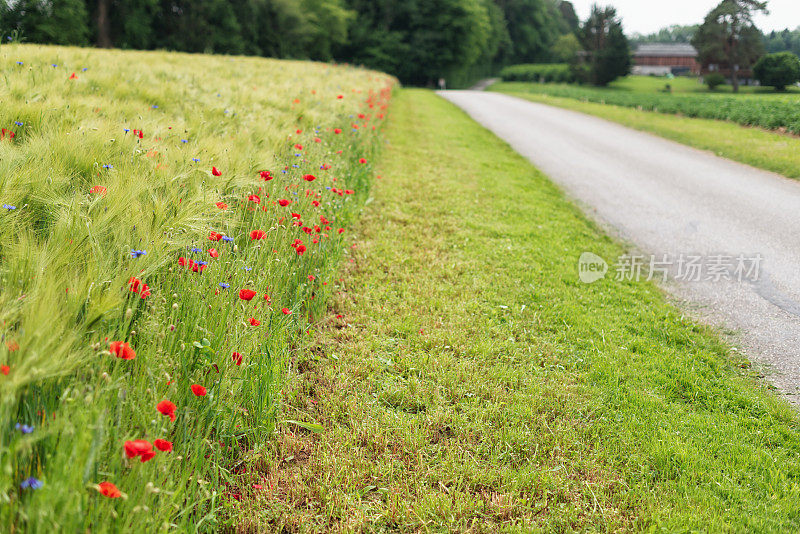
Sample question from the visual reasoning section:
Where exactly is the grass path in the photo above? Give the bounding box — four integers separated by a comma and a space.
491, 83, 800, 180
237, 89, 800, 532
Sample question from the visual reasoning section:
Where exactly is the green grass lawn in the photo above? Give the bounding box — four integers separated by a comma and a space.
491, 83, 800, 180
233, 89, 800, 532
611, 74, 800, 95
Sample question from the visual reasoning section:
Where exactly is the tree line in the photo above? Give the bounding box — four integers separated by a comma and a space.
0, 0, 581, 86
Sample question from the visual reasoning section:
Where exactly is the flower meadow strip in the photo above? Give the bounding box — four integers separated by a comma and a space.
0, 44, 394, 530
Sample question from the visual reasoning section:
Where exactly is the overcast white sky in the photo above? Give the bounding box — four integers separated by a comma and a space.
570, 0, 800, 35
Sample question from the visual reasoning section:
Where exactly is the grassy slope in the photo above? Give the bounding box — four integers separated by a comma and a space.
491, 82, 800, 180
234, 89, 800, 531
0, 44, 392, 531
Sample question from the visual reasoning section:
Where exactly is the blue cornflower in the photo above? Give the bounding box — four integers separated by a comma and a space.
102, 164, 113, 169
6, 36, 11, 41
81, 67, 88, 72
20, 477, 43, 490
192, 158, 200, 163
219, 283, 230, 289
3, 204, 16, 210
51, 64, 57, 68
14, 121, 23, 126
221, 236, 234, 242
190, 247, 202, 253
243, 267, 252, 271
281, 170, 287, 174
224, 110, 230, 114
124, 128, 130, 133
195, 260, 208, 267
15, 423, 34, 434
130, 250, 147, 258
151, 105, 159, 109
181, 139, 188, 143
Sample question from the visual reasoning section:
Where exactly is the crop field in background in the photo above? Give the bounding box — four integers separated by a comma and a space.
0, 44, 393, 531
494, 78, 800, 134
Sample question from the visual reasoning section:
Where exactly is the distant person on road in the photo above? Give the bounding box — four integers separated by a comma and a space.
438, 78, 446, 91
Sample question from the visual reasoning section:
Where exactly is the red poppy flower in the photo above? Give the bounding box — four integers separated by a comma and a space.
303, 174, 316, 182
216, 202, 228, 210
109, 341, 136, 360
337, 95, 343, 99
124, 439, 152, 459
291, 212, 302, 219
239, 289, 256, 301
249, 317, 261, 326
69, 72, 77, 80
278, 199, 291, 207
260, 170, 273, 181
1, 365, 9, 375
248, 194, 261, 204
191, 384, 207, 396
212, 167, 222, 176
294, 144, 303, 150
98, 481, 122, 498
359, 158, 367, 164
295, 244, 306, 255
308, 275, 316, 281
334, 128, 342, 134
281, 308, 292, 315
232, 352, 243, 366
338, 228, 345, 234
90, 185, 107, 195
178, 257, 187, 267
156, 400, 176, 422
209, 231, 223, 241
314, 137, 321, 143
250, 230, 265, 240
154, 439, 173, 452
209, 248, 219, 258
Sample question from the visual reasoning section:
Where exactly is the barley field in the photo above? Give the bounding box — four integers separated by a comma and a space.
0, 44, 393, 531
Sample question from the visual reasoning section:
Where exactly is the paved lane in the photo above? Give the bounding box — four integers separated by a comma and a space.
440, 90, 800, 401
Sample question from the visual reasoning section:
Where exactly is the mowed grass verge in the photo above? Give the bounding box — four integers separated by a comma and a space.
491, 82, 800, 180
234, 89, 800, 532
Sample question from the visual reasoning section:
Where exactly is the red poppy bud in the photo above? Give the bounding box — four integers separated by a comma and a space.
154, 439, 173, 452
239, 289, 256, 301
109, 341, 136, 360
232, 352, 243, 366
124, 439, 152, 459
156, 400, 176, 421
98, 481, 121, 498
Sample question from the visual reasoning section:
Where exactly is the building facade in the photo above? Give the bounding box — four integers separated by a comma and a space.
633, 43, 700, 76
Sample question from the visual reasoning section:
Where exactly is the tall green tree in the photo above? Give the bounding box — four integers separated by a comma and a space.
493, 0, 562, 64
340, 0, 496, 86
691, 0, 767, 92
1, 0, 91, 45
575, 5, 631, 86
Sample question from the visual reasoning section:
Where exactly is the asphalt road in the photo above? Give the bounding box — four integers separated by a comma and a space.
440, 90, 800, 401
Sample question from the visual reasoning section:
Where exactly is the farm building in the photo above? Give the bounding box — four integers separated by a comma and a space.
633, 43, 700, 76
